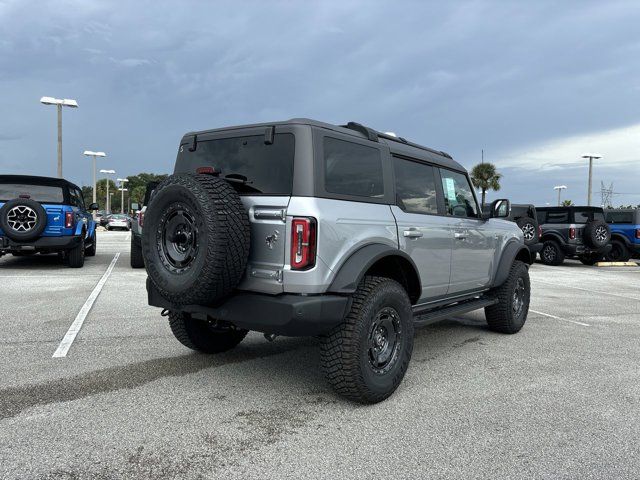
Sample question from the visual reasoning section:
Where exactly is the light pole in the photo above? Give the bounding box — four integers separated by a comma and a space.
117, 178, 129, 214
100, 169, 116, 214
40, 97, 78, 178
84, 151, 106, 211
554, 185, 567, 206
118, 188, 128, 214
582, 153, 602, 206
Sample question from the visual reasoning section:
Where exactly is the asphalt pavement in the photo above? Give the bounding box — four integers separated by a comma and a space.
1, 231, 639, 479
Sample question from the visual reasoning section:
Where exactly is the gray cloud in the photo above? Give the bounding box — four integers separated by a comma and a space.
0, 0, 639, 206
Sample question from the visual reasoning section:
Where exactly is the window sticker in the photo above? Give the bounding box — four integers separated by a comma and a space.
444, 177, 456, 202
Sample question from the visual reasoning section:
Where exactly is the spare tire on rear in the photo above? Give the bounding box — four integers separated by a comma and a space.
516, 216, 538, 245
141, 174, 250, 306
0, 198, 48, 242
583, 219, 610, 248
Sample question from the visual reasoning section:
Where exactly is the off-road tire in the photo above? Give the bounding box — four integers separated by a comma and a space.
85, 231, 97, 257
516, 217, 538, 246
130, 235, 144, 268
605, 239, 631, 262
168, 311, 248, 354
485, 260, 530, 334
583, 220, 610, 248
0, 198, 48, 242
142, 174, 250, 306
66, 237, 85, 268
541, 240, 564, 266
320, 276, 414, 404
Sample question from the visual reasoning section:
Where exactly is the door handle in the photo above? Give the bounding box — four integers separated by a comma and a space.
403, 229, 423, 238
454, 231, 467, 240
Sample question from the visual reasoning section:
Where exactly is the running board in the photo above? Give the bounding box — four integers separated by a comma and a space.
412, 297, 497, 327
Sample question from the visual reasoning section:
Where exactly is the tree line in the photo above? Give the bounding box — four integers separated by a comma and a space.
81, 173, 168, 213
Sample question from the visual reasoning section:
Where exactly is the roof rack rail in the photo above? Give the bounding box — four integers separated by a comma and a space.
342, 122, 379, 142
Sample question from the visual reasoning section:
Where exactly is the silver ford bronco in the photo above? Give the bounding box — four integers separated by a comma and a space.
142, 119, 531, 403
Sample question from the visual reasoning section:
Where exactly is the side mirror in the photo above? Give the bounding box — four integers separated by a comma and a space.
490, 199, 511, 218
131, 203, 140, 211
88, 203, 99, 211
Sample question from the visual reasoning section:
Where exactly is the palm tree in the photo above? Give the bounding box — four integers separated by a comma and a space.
561, 199, 574, 206
470, 162, 502, 206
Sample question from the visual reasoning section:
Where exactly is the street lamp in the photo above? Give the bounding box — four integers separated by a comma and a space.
117, 178, 129, 214
118, 188, 128, 214
40, 96, 78, 178
100, 169, 116, 214
582, 153, 602, 206
84, 151, 106, 210
554, 185, 567, 206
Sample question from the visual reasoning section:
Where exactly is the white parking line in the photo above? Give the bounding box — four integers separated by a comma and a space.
52, 253, 120, 358
530, 309, 591, 327
533, 280, 640, 302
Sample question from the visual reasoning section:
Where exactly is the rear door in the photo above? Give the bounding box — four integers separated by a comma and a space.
390, 155, 452, 300
174, 128, 296, 294
439, 168, 495, 294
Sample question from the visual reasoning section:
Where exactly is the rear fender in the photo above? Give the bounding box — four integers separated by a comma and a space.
541, 231, 564, 245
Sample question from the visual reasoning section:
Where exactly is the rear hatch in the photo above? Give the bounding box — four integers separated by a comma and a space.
174, 129, 295, 294
0, 182, 67, 237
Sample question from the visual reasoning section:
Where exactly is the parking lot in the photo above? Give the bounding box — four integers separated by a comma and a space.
1, 230, 639, 479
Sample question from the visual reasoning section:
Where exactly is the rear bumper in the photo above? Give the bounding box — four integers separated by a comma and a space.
147, 279, 350, 337
562, 243, 612, 256
0, 235, 81, 252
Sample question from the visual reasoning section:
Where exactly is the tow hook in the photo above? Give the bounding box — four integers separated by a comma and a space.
264, 333, 277, 342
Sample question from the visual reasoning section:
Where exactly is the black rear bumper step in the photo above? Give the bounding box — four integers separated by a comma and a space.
412, 297, 497, 327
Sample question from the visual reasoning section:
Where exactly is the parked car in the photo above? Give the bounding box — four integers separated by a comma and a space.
483, 203, 542, 263
130, 181, 158, 268
536, 206, 612, 266
141, 118, 532, 404
604, 208, 640, 261
0, 175, 98, 267
105, 214, 130, 231
99, 213, 110, 228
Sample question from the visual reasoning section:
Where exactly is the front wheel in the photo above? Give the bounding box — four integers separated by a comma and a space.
320, 276, 414, 404
168, 311, 248, 354
485, 260, 530, 334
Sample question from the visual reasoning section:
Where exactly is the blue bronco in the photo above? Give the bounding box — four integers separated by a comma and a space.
0, 175, 99, 267
604, 208, 640, 262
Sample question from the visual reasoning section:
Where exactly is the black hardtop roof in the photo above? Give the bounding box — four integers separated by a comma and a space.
604, 207, 638, 212
0, 174, 80, 191
182, 118, 465, 172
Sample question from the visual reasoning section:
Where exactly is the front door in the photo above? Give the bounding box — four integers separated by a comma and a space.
439, 168, 495, 294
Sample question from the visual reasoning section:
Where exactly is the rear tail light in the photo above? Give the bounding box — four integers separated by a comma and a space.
138, 211, 144, 227
538, 225, 542, 239
569, 227, 576, 240
636, 228, 640, 239
291, 217, 317, 270
65, 211, 75, 229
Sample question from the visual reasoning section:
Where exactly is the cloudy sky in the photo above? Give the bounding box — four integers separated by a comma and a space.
1, 0, 639, 206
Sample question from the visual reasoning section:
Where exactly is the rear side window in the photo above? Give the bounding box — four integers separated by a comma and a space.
574, 210, 605, 223
546, 210, 569, 223
439, 169, 479, 217
0, 183, 64, 203
606, 211, 633, 223
176, 133, 294, 195
393, 157, 438, 215
323, 137, 384, 198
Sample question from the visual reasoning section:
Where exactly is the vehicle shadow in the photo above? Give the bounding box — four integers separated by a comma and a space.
0, 253, 66, 270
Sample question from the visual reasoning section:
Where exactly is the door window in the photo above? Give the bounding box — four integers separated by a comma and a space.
393, 157, 438, 215
439, 169, 479, 218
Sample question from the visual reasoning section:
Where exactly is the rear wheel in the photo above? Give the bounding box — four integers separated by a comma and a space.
605, 239, 630, 262
85, 231, 96, 257
168, 311, 248, 354
66, 238, 85, 268
130, 235, 144, 268
540, 240, 564, 266
320, 276, 414, 404
485, 260, 530, 334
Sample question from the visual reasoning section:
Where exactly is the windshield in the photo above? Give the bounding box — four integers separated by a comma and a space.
175, 133, 295, 195
0, 183, 64, 203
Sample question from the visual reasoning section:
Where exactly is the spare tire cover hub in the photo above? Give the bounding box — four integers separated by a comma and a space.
7, 205, 38, 232
159, 205, 199, 272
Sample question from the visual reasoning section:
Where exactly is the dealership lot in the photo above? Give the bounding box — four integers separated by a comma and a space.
1, 231, 640, 479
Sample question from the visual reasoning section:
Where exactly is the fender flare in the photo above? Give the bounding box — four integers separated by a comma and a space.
540, 231, 564, 245
610, 232, 631, 247
328, 244, 421, 295
492, 240, 530, 288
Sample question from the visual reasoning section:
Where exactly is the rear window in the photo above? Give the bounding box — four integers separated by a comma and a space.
323, 137, 384, 198
176, 133, 294, 195
0, 183, 64, 203
545, 210, 569, 223
606, 211, 634, 224
574, 210, 605, 223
